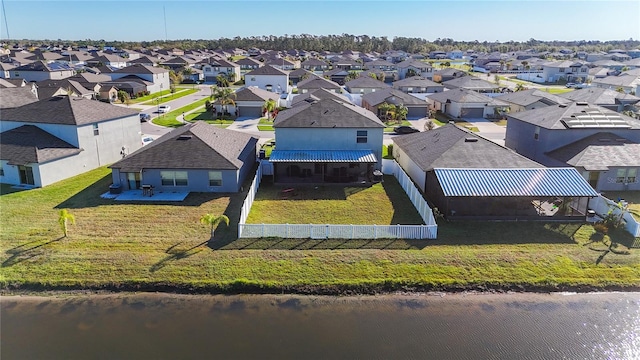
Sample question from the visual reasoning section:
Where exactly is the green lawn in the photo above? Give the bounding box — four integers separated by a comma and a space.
258, 118, 275, 131
541, 87, 574, 94
245, 178, 424, 225
152, 98, 211, 127
1, 167, 638, 293
383, 120, 412, 133
140, 88, 199, 105
260, 139, 276, 158
129, 89, 174, 104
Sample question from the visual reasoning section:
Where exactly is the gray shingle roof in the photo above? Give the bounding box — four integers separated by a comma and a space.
114, 64, 169, 74
392, 124, 542, 171
546, 133, 640, 170
0, 125, 82, 165
427, 88, 508, 106
495, 89, 572, 107
392, 77, 441, 88
291, 88, 352, 106
0, 96, 138, 125
245, 65, 287, 76
362, 88, 428, 106
297, 75, 341, 90
507, 102, 640, 130
0, 86, 39, 109
234, 86, 280, 102
110, 121, 258, 172
344, 76, 390, 89
558, 87, 640, 105
593, 75, 640, 87
274, 98, 384, 128
442, 76, 499, 91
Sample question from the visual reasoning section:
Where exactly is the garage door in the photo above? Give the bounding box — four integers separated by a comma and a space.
406, 107, 427, 119
460, 107, 484, 118
238, 106, 263, 118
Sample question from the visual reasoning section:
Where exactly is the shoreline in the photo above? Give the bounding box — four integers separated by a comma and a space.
2, 282, 639, 297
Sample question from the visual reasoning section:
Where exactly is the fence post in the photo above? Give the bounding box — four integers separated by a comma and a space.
286, 223, 289, 238
326, 224, 329, 239
374, 224, 377, 239
310, 224, 312, 238
261, 223, 265, 238
351, 224, 354, 239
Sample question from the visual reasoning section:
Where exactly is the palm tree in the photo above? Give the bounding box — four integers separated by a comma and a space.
262, 99, 277, 120
212, 87, 236, 119
58, 209, 75, 237
200, 214, 230, 239
515, 83, 526, 92
395, 104, 408, 122
378, 102, 395, 122
216, 74, 230, 87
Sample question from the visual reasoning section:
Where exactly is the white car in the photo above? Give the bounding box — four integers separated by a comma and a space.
142, 136, 154, 146
158, 105, 170, 113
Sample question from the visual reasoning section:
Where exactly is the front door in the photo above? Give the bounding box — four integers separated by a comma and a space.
588, 172, 600, 189
18, 165, 35, 185
127, 172, 141, 190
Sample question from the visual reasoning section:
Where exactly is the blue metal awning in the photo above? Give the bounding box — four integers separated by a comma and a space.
434, 168, 599, 197
269, 150, 377, 163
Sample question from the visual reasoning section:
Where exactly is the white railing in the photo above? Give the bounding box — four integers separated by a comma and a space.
238, 159, 438, 239
238, 223, 437, 240
239, 164, 262, 228
590, 195, 640, 240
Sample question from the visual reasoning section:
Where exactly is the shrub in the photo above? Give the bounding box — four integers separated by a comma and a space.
592, 222, 609, 234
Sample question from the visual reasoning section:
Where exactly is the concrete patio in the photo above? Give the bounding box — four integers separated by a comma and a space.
101, 190, 190, 202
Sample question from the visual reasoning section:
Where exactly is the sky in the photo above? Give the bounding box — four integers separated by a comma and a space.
1, 0, 639, 43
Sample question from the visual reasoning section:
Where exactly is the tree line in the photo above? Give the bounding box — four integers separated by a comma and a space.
11, 35, 640, 54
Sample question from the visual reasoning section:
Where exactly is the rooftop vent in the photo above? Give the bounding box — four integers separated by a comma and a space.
576, 102, 589, 106
558, 104, 567, 108
464, 137, 478, 142
177, 135, 192, 140
598, 138, 611, 142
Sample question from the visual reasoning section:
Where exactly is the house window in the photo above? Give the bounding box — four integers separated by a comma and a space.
93, 123, 99, 136
616, 169, 626, 183
534, 127, 540, 140
581, 68, 587, 73
356, 130, 368, 143
18, 165, 34, 185
559, 68, 565, 73
205, 67, 210, 72
250, 77, 256, 81
161, 171, 188, 186
209, 171, 223, 187
407, 87, 413, 92
13, 72, 19, 77
627, 168, 637, 183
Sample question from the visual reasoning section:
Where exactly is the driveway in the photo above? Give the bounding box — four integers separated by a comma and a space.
463, 118, 506, 146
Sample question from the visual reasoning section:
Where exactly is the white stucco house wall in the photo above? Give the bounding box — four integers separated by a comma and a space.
244, 65, 289, 94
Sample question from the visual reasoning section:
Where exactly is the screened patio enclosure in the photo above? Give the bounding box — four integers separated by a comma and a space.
269, 150, 378, 184
430, 168, 600, 220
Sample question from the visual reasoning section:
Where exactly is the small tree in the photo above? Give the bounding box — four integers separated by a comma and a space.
117, 90, 129, 103
424, 120, 436, 131
494, 75, 501, 85
262, 99, 277, 120
58, 209, 75, 237
200, 214, 230, 239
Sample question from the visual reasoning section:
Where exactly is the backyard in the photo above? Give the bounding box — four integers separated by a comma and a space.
0, 167, 638, 293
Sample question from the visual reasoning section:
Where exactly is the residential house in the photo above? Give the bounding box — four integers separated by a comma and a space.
392, 124, 597, 219
446, 50, 464, 59
111, 64, 170, 94
495, 89, 572, 113
236, 57, 262, 71
427, 88, 509, 119
323, 68, 350, 85
441, 76, 500, 93
300, 58, 331, 72
344, 76, 390, 95
429, 51, 447, 59
559, 87, 640, 113
212, 86, 280, 118
35, 78, 94, 99
128, 55, 160, 67
0, 96, 142, 188
592, 75, 640, 94
244, 65, 289, 94
504, 102, 640, 190
392, 77, 444, 94
362, 88, 430, 119
396, 60, 434, 80
11, 60, 75, 82
202, 58, 241, 83
288, 68, 313, 85
432, 68, 467, 83
546, 133, 640, 191
0, 62, 16, 78
364, 59, 397, 72
592, 59, 626, 72
270, 98, 384, 182
290, 88, 353, 107
87, 54, 128, 69
265, 57, 296, 71
109, 121, 257, 193
332, 58, 362, 71
0, 83, 39, 109
296, 75, 342, 94
541, 61, 590, 83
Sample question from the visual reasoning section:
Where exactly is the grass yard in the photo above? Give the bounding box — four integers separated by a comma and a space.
383, 120, 412, 133
258, 118, 274, 131
541, 87, 574, 95
153, 98, 211, 127
140, 88, 199, 105
1, 167, 638, 293
245, 178, 424, 225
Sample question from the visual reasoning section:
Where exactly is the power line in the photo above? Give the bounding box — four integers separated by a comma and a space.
1, 0, 10, 40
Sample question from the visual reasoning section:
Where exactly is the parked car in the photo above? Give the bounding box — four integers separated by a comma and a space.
565, 83, 576, 88
394, 126, 420, 134
158, 105, 171, 113
574, 83, 588, 89
142, 136, 154, 146
139, 113, 151, 122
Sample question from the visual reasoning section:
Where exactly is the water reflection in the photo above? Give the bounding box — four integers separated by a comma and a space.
2, 293, 639, 360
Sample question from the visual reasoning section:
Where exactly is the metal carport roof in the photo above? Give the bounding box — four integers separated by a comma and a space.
269, 150, 377, 163
434, 168, 599, 197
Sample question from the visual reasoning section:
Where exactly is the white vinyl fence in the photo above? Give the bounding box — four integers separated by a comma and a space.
590, 195, 640, 240
237, 160, 438, 239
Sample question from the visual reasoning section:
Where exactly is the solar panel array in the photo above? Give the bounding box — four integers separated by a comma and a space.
561, 109, 631, 129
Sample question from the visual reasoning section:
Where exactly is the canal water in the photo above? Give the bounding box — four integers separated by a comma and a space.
2, 292, 639, 359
